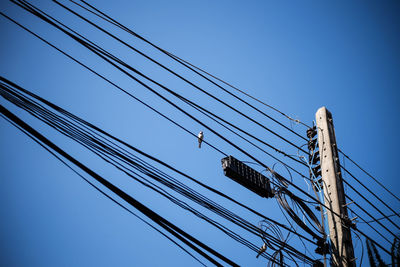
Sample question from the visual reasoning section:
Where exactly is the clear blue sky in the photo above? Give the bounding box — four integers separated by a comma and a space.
1, 1, 400, 266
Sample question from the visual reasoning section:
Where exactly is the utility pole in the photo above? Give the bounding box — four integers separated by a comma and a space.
315, 107, 355, 267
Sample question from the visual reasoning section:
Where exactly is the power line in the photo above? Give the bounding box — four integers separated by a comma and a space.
342, 178, 400, 235
339, 149, 400, 203
33, 0, 311, 163
342, 176, 400, 231
347, 206, 392, 246
9, 0, 310, 175
0, 104, 239, 267
345, 193, 398, 240
0, 113, 208, 266
0, 95, 306, 266
0, 14, 316, 249
4, 2, 394, 262
72, 0, 311, 140
8, 1, 308, 201
0, 78, 318, 265
2, 9, 389, 259
339, 152, 400, 223
0, 11, 227, 158
9, 1, 313, 198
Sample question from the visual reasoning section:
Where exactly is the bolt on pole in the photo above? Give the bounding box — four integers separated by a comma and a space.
315, 107, 355, 267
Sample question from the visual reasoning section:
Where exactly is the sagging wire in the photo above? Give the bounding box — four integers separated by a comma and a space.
271, 161, 293, 188
265, 156, 325, 265
352, 231, 364, 267
275, 188, 324, 241
267, 145, 326, 263
257, 219, 298, 267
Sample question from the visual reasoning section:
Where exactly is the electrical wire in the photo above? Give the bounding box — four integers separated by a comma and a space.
0, 11, 226, 157
0, 113, 208, 267
3, 2, 392, 262
0, 104, 239, 267
21, 0, 310, 171
341, 165, 400, 225
1, 10, 388, 260
4, 2, 319, 216
338, 148, 400, 203
0, 87, 284, 264
346, 206, 392, 246
0, 75, 317, 247
343, 183, 400, 238
56, 0, 308, 154
72, 0, 311, 139
0, 79, 318, 265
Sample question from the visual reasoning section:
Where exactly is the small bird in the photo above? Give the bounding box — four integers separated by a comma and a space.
198, 131, 204, 148
256, 243, 267, 258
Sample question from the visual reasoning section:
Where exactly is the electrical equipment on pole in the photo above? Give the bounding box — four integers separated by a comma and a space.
221, 156, 274, 198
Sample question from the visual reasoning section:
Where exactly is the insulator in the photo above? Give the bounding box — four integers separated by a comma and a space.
308, 138, 317, 151
309, 154, 320, 165
306, 126, 317, 139
312, 165, 321, 177
315, 239, 329, 255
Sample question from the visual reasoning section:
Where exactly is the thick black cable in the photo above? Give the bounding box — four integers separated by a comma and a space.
72, 0, 310, 142
0, 11, 360, 259
0, 66, 315, 249
0, 104, 239, 267
0, 11, 226, 157
2, 87, 314, 265
36, 0, 309, 165
3, 2, 390, 264
3, 80, 316, 264
0, 88, 276, 264
0, 113, 208, 267
345, 194, 398, 241
2, 6, 375, 257
0, 94, 305, 266
9, 0, 287, 193
10, 1, 318, 210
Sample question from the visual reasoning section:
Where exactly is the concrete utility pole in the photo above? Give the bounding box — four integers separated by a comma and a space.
315, 107, 355, 267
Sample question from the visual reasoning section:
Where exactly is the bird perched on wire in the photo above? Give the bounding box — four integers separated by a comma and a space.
256, 243, 267, 258
198, 131, 204, 148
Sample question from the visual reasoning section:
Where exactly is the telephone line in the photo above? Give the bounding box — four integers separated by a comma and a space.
50, 0, 309, 156
0, 14, 313, 245
342, 176, 400, 232
1, 10, 382, 251
0, 79, 317, 264
0, 114, 208, 266
339, 148, 400, 203
10, 1, 313, 203
347, 206, 392, 246
341, 165, 400, 221
6, 3, 392, 261
10, 0, 309, 171
0, 104, 239, 267
72, 0, 310, 142
0, 11, 227, 158
344, 192, 398, 240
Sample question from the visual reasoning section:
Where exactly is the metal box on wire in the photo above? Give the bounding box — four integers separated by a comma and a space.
221, 156, 274, 198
